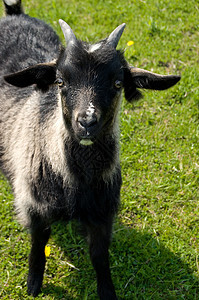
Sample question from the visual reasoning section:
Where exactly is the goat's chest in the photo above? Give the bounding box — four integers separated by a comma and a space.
32, 159, 122, 223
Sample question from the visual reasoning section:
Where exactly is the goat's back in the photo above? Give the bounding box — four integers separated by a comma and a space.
0, 14, 60, 75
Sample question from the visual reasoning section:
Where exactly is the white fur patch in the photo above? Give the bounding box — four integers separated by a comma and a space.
80, 139, 93, 146
86, 101, 95, 120
4, 0, 18, 5
89, 43, 102, 53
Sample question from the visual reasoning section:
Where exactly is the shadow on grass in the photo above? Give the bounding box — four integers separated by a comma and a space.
0, 171, 198, 299
111, 222, 199, 299
42, 284, 75, 299
48, 220, 199, 300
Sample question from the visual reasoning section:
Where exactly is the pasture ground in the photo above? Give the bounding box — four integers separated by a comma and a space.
0, 0, 199, 299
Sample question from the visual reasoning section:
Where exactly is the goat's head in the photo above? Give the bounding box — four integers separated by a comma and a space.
4, 20, 180, 146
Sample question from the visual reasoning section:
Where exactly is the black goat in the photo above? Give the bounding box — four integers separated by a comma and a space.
0, 0, 181, 298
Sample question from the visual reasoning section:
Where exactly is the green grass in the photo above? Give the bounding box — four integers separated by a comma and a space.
0, 0, 199, 299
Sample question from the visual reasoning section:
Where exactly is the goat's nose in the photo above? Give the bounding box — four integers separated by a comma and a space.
77, 114, 98, 129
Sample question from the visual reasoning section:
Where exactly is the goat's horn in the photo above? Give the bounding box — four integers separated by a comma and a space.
59, 19, 77, 47
107, 23, 126, 48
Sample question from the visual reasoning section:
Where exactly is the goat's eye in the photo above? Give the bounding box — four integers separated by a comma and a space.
114, 80, 123, 89
55, 78, 64, 88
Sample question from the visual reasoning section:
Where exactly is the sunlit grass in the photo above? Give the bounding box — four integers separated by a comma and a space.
0, 0, 199, 299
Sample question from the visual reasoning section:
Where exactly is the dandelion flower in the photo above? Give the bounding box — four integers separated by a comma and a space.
127, 40, 134, 47
45, 246, 51, 257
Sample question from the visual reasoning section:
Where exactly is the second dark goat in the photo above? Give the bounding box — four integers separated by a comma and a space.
0, 0, 181, 299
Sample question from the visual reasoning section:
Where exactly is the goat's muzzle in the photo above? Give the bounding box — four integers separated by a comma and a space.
77, 114, 98, 130
76, 112, 100, 146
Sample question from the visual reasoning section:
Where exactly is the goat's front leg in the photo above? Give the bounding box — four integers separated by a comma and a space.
86, 219, 118, 300
27, 222, 51, 297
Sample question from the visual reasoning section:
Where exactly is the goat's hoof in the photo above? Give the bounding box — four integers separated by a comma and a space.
27, 273, 43, 297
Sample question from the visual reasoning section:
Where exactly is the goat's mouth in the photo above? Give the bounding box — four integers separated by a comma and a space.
76, 131, 96, 146
75, 123, 102, 146
78, 130, 96, 146
79, 138, 94, 146
74, 116, 114, 146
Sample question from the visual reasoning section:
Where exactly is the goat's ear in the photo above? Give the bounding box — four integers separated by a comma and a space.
4, 62, 57, 91
123, 66, 181, 102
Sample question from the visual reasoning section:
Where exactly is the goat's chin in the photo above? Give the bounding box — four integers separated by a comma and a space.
78, 134, 95, 146
79, 139, 94, 146
74, 130, 99, 146
73, 132, 95, 146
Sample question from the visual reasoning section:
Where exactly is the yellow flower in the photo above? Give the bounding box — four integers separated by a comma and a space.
127, 40, 134, 47
45, 246, 51, 257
